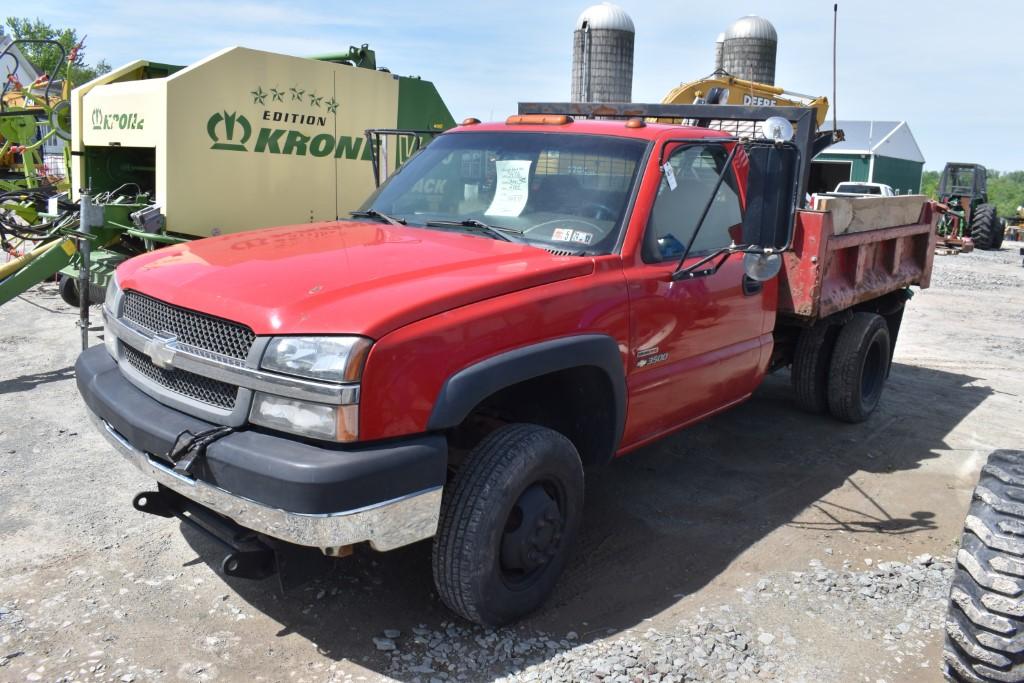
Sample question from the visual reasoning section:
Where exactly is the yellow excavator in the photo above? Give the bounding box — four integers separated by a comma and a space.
661, 72, 830, 128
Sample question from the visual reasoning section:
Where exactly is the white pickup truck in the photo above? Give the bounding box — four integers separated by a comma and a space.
831, 181, 896, 197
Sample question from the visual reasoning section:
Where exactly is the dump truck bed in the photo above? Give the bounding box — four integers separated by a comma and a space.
777, 196, 936, 319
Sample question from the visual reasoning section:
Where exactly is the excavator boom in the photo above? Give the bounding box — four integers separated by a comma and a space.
662, 73, 829, 128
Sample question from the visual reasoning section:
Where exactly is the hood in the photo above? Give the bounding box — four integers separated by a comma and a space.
117, 221, 594, 338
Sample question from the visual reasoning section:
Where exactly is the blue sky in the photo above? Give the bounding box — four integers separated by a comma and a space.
13, 0, 1024, 170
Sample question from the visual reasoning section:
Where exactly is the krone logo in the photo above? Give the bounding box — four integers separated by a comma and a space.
91, 108, 103, 129
207, 111, 252, 151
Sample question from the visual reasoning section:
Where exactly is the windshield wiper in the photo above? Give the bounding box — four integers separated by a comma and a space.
349, 209, 406, 226
424, 219, 526, 243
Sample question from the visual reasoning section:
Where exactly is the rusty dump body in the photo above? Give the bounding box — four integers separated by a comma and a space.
778, 199, 937, 320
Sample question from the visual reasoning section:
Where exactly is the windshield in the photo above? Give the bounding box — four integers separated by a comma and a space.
836, 183, 880, 195
360, 131, 647, 253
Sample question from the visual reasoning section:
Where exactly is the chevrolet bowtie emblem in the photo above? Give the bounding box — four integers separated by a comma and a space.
146, 332, 178, 369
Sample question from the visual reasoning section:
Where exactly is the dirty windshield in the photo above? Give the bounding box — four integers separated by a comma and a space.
360, 132, 647, 253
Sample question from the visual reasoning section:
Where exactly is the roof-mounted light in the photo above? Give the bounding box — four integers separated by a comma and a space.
505, 114, 574, 126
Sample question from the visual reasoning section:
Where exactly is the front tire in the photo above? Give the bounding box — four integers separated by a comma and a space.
944, 450, 1024, 682
827, 312, 891, 423
432, 423, 584, 626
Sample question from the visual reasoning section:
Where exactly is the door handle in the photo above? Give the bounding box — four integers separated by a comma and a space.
742, 275, 762, 296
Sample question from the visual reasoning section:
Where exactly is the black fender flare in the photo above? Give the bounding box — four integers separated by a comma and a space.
427, 334, 627, 458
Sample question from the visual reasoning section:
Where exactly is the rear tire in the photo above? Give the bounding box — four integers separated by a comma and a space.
944, 450, 1024, 682
792, 320, 840, 414
432, 423, 584, 626
992, 219, 1006, 250
971, 204, 1001, 250
826, 313, 891, 423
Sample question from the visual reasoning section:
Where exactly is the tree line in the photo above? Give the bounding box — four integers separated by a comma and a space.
3, 17, 110, 87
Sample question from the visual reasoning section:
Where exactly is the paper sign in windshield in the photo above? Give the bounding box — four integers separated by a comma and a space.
485, 160, 533, 217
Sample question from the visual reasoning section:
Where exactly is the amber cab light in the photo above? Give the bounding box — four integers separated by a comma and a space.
461, 117, 481, 125
505, 114, 574, 126
625, 117, 646, 128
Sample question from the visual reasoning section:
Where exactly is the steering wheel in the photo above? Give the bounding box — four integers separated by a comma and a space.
579, 201, 615, 221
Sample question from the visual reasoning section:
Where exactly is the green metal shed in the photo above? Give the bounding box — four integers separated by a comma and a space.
809, 120, 925, 196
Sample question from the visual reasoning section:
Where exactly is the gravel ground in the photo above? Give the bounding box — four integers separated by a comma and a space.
2, 241, 1023, 682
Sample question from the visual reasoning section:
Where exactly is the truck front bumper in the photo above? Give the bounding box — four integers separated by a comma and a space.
77, 345, 446, 552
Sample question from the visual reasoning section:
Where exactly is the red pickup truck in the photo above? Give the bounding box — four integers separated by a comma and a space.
77, 104, 935, 626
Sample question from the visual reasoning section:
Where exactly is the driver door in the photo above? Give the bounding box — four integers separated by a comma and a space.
620, 141, 773, 447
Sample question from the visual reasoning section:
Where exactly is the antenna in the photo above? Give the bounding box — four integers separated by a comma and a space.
832, 3, 838, 135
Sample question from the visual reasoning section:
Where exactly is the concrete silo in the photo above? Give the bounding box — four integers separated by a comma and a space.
713, 33, 725, 72
721, 15, 777, 85
571, 2, 635, 103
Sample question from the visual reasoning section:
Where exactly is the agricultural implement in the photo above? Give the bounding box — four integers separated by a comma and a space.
0, 44, 453, 336
0, 38, 74, 193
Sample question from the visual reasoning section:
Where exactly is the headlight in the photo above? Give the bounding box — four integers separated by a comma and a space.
103, 273, 122, 358
250, 393, 359, 442
260, 336, 371, 383
104, 272, 121, 308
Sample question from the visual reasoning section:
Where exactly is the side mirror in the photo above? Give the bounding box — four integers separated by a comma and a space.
742, 142, 800, 251
743, 252, 782, 282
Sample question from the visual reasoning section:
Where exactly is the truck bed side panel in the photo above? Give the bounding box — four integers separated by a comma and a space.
778, 202, 936, 320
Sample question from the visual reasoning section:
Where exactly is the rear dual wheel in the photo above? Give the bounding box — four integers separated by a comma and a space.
792, 312, 892, 423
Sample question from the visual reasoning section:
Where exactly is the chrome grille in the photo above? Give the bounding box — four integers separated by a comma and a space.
122, 291, 256, 361
123, 345, 238, 409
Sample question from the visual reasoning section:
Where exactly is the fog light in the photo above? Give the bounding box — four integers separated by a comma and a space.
250, 393, 358, 442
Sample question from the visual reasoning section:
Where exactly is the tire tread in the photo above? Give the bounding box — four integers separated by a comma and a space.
945, 450, 1024, 681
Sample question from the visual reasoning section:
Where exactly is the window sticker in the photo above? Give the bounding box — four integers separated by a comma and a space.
570, 230, 593, 245
551, 227, 574, 241
662, 162, 677, 191
485, 160, 533, 217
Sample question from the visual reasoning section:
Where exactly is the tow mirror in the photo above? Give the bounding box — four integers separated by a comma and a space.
742, 141, 800, 251
742, 251, 782, 282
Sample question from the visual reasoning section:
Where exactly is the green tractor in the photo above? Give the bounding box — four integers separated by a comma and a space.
936, 162, 1004, 250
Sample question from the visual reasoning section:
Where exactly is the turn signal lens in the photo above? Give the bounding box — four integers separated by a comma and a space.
250, 392, 358, 442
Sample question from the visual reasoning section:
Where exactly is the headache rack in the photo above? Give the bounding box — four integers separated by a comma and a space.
517, 102, 842, 203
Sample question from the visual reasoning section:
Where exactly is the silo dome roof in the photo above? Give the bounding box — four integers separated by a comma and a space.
724, 15, 777, 41
576, 3, 635, 32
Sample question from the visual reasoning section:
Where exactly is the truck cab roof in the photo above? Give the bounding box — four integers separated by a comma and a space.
447, 118, 734, 143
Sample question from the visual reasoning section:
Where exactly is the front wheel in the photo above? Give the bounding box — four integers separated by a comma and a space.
432, 423, 584, 626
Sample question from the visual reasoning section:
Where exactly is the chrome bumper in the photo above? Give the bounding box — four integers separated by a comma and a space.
88, 411, 442, 552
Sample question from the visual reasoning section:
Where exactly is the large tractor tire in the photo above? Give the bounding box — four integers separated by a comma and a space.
432, 424, 584, 626
944, 450, 1024, 682
971, 204, 1001, 250
826, 312, 891, 423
